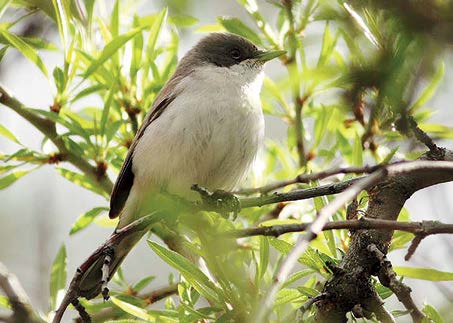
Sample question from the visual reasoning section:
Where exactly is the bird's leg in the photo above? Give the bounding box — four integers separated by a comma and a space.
101, 246, 114, 301
191, 184, 241, 219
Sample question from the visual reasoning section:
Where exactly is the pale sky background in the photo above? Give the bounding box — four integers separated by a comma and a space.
1, 1, 453, 321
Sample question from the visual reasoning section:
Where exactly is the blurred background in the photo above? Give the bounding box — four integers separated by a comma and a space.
1, 0, 453, 321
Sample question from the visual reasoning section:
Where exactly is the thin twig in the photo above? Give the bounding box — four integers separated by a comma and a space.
84, 284, 178, 322
368, 244, 425, 322
228, 218, 453, 239
236, 165, 381, 195
0, 85, 113, 193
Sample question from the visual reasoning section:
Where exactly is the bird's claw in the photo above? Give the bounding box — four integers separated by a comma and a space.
191, 184, 241, 220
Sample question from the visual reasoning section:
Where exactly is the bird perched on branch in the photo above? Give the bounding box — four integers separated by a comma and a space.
77, 33, 285, 299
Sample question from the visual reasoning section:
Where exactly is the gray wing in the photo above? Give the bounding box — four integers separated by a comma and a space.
109, 81, 180, 219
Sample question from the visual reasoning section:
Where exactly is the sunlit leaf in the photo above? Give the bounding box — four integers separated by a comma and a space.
217, 16, 262, 45
83, 27, 146, 79
410, 62, 445, 112
56, 167, 108, 198
422, 303, 444, 323
0, 169, 34, 190
50, 244, 66, 310
69, 206, 109, 235
0, 28, 48, 76
148, 241, 219, 303
394, 267, 453, 281
0, 124, 21, 144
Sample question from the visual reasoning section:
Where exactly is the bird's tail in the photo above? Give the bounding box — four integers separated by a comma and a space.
77, 228, 146, 300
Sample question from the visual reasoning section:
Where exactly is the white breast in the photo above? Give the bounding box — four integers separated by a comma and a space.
132, 63, 265, 199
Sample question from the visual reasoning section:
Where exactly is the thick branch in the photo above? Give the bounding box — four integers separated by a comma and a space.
316, 152, 453, 322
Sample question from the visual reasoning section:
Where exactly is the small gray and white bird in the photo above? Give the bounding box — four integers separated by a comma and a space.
78, 33, 285, 299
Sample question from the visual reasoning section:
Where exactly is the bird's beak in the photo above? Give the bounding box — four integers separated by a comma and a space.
253, 49, 286, 62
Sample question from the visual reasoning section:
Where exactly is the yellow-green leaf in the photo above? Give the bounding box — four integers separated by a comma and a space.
69, 206, 109, 235
50, 244, 66, 310
0, 28, 47, 76
394, 267, 453, 281
0, 124, 21, 144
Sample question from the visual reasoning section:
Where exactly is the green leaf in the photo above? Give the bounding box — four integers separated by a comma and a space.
259, 236, 269, 279
146, 7, 168, 60
130, 15, 143, 81
100, 84, 116, 136
274, 289, 304, 306
51, 0, 68, 54
352, 133, 363, 166
394, 267, 453, 281
111, 296, 178, 321
297, 286, 319, 297
0, 295, 10, 309
0, 169, 33, 190
133, 276, 156, 293
110, 0, 120, 37
69, 206, 109, 235
83, 26, 145, 79
56, 167, 108, 198
217, 17, 262, 45
50, 244, 67, 310
410, 62, 445, 112
0, 124, 21, 144
148, 241, 219, 303
0, 28, 48, 76
0, 0, 12, 20
53, 66, 66, 94
422, 303, 444, 323
0, 45, 8, 62
168, 15, 199, 27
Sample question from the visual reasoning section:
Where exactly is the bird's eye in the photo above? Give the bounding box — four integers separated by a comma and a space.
231, 48, 241, 60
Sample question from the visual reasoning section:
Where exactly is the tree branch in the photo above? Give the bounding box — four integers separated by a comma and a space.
0, 85, 113, 194
236, 165, 381, 195
0, 263, 42, 323
315, 152, 453, 321
368, 244, 425, 322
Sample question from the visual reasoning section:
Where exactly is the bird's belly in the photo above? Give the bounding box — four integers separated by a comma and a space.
132, 94, 264, 199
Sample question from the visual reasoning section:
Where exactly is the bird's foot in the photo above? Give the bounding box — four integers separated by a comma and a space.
101, 246, 114, 301
191, 184, 241, 220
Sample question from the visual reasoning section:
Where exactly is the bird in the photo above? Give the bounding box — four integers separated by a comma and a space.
76, 32, 285, 300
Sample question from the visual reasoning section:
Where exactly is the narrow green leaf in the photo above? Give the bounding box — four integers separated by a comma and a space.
259, 236, 269, 279
0, 28, 48, 76
297, 286, 319, 297
70, 84, 107, 102
0, 45, 8, 62
422, 304, 444, 323
69, 206, 109, 235
0, 295, 10, 309
168, 15, 199, 27
100, 84, 116, 136
352, 133, 363, 166
0, 0, 12, 19
410, 62, 445, 112
111, 296, 155, 321
133, 276, 156, 293
50, 244, 66, 309
111, 296, 178, 321
130, 15, 143, 81
53, 66, 66, 94
0, 124, 21, 144
56, 167, 108, 198
394, 267, 453, 281
146, 7, 168, 60
148, 241, 219, 303
0, 169, 32, 190
83, 27, 145, 79
110, 0, 120, 37
217, 17, 262, 45
51, 0, 68, 54
274, 289, 304, 306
